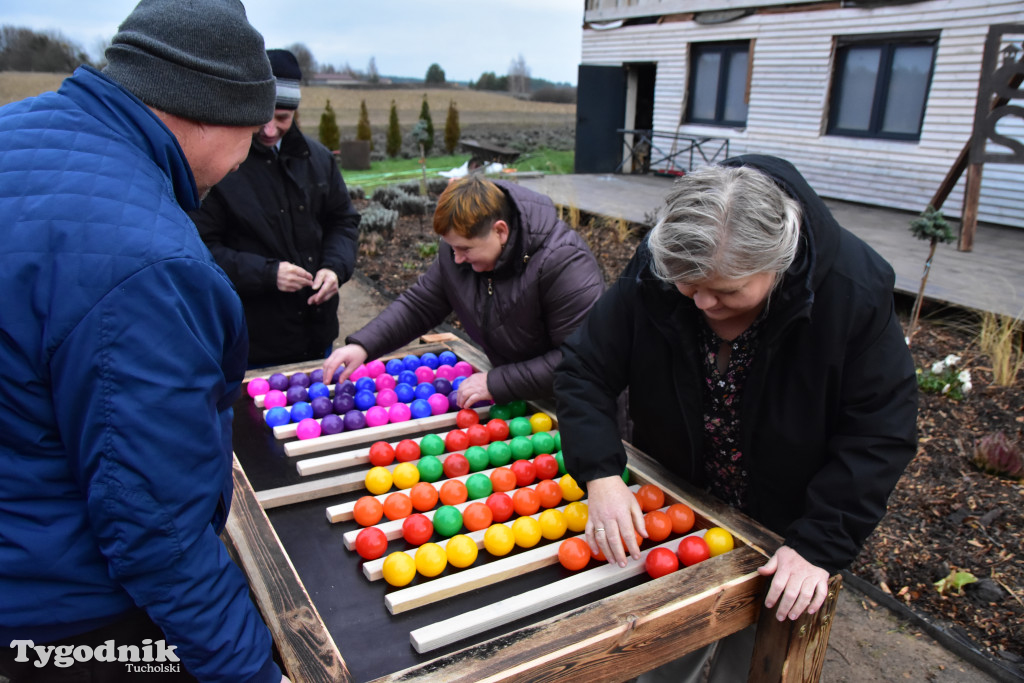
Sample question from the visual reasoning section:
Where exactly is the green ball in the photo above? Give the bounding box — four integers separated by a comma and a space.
465, 473, 493, 500
419, 433, 446, 457
507, 399, 527, 417
554, 432, 561, 452
531, 432, 556, 457
621, 467, 630, 484
509, 436, 534, 461
489, 404, 513, 421
417, 455, 444, 483
555, 451, 566, 475
432, 505, 463, 537
487, 441, 512, 467
508, 417, 533, 438
464, 446, 489, 472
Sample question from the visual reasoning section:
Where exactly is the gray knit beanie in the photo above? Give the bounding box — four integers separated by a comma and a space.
103, 0, 276, 127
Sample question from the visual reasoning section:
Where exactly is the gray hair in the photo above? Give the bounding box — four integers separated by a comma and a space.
648, 164, 801, 286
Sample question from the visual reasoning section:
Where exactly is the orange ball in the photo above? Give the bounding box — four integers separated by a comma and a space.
643, 510, 673, 542
489, 467, 517, 492
535, 479, 563, 509
462, 502, 494, 532
512, 487, 540, 516
382, 492, 412, 521
409, 482, 439, 512
558, 537, 591, 571
438, 479, 468, 506
635, 484, 665, 512
352, 495, 383, 527
666, 503, 695, 535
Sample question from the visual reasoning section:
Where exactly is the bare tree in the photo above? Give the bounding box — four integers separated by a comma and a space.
286, 42, 316, 82
367, 56, 379, 84
0, 26, 91, 72
508, 53, 530, 95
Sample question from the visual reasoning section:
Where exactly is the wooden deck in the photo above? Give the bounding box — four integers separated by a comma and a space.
515, 173, 1024, 319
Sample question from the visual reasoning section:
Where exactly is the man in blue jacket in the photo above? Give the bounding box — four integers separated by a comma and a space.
0, 1, 286, 681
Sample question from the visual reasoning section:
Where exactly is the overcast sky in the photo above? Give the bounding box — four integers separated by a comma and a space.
5, 0, 585, 84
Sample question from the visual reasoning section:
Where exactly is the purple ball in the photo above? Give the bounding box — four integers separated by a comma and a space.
309, 368, 324, 384
320, 414, 344, 435
394, 383, 415, 404
410, 398, 432, 419
285, 385, 309, 406
448, 392, 460, 412
289, 372, 311, 388
354, 390, 377, 411
336, 380, 356, 396
268, 373, 289, 391
343, 409, 367, 431
333, 393, 355, 414
311, 396, 334, 419
432, 377, 453, 396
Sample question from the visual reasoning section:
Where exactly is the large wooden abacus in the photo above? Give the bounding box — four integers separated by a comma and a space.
224, 335, 840, 682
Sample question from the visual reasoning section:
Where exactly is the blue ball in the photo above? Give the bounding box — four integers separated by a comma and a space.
265, 406, 291, 427
336, 379, 356, 396
309, 369, 324, 384
308, 382, 330, 399
438, 350, 458, 367
420, 352, 439, 369
413, 382, 436, 400
354, 390, 377, 411
332, 393, 355, 414
311, 396, 334, 419
385, 358, 405, 375
402, 354, 422, 371
452, 376, 465, 391
409, 398, 433, 419
398, 370, 418, 386
432, 377, 453, 396
355, 377, 377, 394
394, 383, 415, 404
290, 401, 313, 422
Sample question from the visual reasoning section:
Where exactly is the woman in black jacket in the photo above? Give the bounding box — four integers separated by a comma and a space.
554, 156, 917, 677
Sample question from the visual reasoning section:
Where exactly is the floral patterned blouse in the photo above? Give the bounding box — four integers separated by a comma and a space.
699, 316, 764, 513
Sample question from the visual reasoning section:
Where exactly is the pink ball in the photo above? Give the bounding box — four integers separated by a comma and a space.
374, 373, 396, 391
427, 393, 450, 416
434, 365, 456, 382
247, 377, 270, 397
453, 361, 474, 378
388, 402, 412, 423
349, 364, 368, 381
365, 406, 390, 427
263, 389, 287, 409
375, 388, 398, 407
415, 366, 435, 383
295, 418, 322, 440
365, 359, 387, 378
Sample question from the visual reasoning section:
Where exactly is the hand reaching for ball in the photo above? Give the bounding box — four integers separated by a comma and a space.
323, 343, 368, 385
455, 371, 492, 408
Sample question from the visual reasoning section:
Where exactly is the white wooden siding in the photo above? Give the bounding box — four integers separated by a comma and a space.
580, 0, 1024, 228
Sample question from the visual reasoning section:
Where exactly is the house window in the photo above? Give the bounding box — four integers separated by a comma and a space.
686, 42, 749, 127
828, 36, 937, 140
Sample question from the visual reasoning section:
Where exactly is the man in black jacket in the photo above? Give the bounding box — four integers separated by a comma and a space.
192, 49, 361, 367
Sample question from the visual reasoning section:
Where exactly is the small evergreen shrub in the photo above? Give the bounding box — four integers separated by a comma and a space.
356, 100, 372, 151
444, 100, 460, 155
386, 101, 401, 158
318, 99, 340, 152
359, 204, 398, 238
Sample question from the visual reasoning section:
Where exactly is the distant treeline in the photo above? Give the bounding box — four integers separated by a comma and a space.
0, 26, 100, 72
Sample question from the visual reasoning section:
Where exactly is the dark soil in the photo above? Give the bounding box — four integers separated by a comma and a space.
355, 198, 1024, 674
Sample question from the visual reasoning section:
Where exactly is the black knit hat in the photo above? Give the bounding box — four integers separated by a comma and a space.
267, 49, 302, 110
103, 0, 276, 127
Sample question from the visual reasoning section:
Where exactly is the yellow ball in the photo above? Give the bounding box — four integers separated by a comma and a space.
529, 412, 554, 434
558, 473, 585, 502
381, 551, 416, 587
704, 527, 734, 557
563, 501, 589, 533
365, 466, 393, 496
483, 523, 516, 557
511, 515, 542, 548
392, 462, 420, 490
414, 542, 448, 577
538, 508, 568, 540
445, 534, 479, 568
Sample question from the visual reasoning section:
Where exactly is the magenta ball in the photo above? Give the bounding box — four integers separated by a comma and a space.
427, 393, 450, 415
374, 373, 396, 391
375, 388, 398, 407
289, 373, 311, 388
365, 406, 389, 427
343, 410, 367, 431
311, 396, 334, 419
320, 414, 344, 435
263, 390, 287, 409
296, 418, 322, 440
247, 377, 270, 397
434, 365, 456, 382
388, 402, 412, 423
349, 365, 368, 381
453, 361, 474, 378
365, 359, 386, 378
268, 373, 289, 391
415, 366, 435, 383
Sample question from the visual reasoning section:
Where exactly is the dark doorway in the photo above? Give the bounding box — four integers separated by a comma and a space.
574, 64, 627, 173
630, 62, 656, 132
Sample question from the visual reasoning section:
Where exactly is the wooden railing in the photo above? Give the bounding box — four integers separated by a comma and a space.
616, 129, 731, 175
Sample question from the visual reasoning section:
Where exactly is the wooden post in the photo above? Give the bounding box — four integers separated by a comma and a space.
958, 162, 983, 252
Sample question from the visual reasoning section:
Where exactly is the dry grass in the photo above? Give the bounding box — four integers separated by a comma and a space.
1, 72, 574, 134
977, 311, 1024, 387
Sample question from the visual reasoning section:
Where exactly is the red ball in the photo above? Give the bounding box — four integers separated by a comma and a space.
402, 513, 433, 546
354, 527, 388, 560
394, 439, 421, 463
486, 418, 510, 442
646, 547, 680, 578
485, 492, 515, 523
442, 453, 470, 479
509, 459, 537, 488
533, 453, 559, 480
677, 536, 711, 567
444, 429, 470, 452
465, 424, 490, 447
455, 409, 480, 429
368, 441, 396, 467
